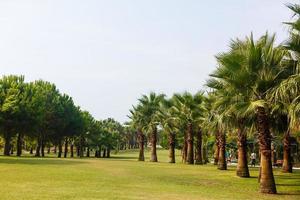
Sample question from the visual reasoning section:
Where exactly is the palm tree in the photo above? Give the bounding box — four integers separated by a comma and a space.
267, 3, 300, 173
158, 97, 178, 163
207, 33, 292, 193
171, 92, 205, 165
137, 92, 165, 162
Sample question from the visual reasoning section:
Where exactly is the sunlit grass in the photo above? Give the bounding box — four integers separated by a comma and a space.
0, 149, 299, 200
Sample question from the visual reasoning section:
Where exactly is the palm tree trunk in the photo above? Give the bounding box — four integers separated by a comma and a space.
64, 137, 68, 158
182, 131, 187, 163
236, 126, 250, 177
150, 127, 158, 162
195, 129, 203, 164
217, 131, 227, 170
4, 132, 11, 156
79, 136, 84, 158
214, 132, 220, 165
187, 123, 194, 164
16, 133, 23, 157
138, 130, 145, 161
87, 147, 90, 157
282, 130, 292, 173
30, 147, 33, 154
256, 106, 276, 194
168, 132, 176, 163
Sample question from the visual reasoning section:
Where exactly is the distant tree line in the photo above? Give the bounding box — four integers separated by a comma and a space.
0, 75, 137, 158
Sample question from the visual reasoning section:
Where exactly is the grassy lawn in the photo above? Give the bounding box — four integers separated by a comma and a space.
0, 149, 299, 200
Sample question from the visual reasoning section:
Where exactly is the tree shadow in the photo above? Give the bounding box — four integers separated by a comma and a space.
0, 157, 86, 165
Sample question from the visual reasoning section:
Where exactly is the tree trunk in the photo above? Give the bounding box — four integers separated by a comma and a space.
4, 132, 11, 156
64, 137, 68, 158
87, 147, 90, 157
168, 132, 176, 163
236, 126, 250, 177
47, 146, 50, 154
98, 145, 102, 158
41, 139, 45, 157
195, 129, 203, 164
150, 127, 158, 162
186, 123, 194, 164
214, 132, 220, 165
203, 144, 208, 164
282, 130, 292, 173
30, 147, 33, 154
58, 140, 62, 158
217, 131, 227, 170
107, 147, 110, 158
17, 133, 23, 156
79, 137, 84, 158
76, 146, 80, 157
103, 148, 106, 158
138, 130, 145, 161
256, 106, 276, 194
182, 134, 187, 163
70, 143, 74, 158
10, 146, 14, 155
54, 146, 57, 154
35, 137, 41, 157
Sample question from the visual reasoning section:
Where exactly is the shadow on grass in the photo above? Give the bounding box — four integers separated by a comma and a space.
0, 156, 86, 165
110, 156, 138, 160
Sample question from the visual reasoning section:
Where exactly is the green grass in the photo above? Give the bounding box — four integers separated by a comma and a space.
0, 149, 299, 200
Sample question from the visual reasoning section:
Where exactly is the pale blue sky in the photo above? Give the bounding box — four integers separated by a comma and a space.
0, 0, 297, 122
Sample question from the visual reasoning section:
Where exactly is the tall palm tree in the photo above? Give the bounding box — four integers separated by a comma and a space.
268, 3, 300, 173
137, 92, 165, 162
171, 92, 205, 165
207, 33, 292, 193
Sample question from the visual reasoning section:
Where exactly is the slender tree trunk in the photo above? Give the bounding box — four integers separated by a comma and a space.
30, 147, 33, 154
70, 143, 74, 158
256, 106, 276, 194
58, 140, 62, 158
138, 130, 145, 161
87, 147, 90, 157
195, 129, 203, 164
98, 145, 102, 158
35, 136, 41, 157
41, 138, 45, 157
168, 132, 176, 163
76, 145, 80, 157
182, 132, 188, 163
214, 132, 220, 165
64, 137, 68, 158
150, 127, 158, 162
217, 131, 227, 170
282, 130, 293, 173
47, 146, 50, 154
17, 133, 23, 157
10, 146, 14, 155
4, 132, 11, 156
186, 123, 194, 164
107, 147, 110, 158
79, 137, 84, 158
103, 148, 106, 158
236, 126, 250, 177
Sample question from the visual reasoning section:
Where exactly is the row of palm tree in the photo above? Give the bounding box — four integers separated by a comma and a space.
128, 3, 300, 194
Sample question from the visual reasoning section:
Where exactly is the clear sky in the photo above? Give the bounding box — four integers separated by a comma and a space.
0, 0, 298, 123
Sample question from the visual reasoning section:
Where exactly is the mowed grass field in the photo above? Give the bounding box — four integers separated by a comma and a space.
0, 149, 299, 200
